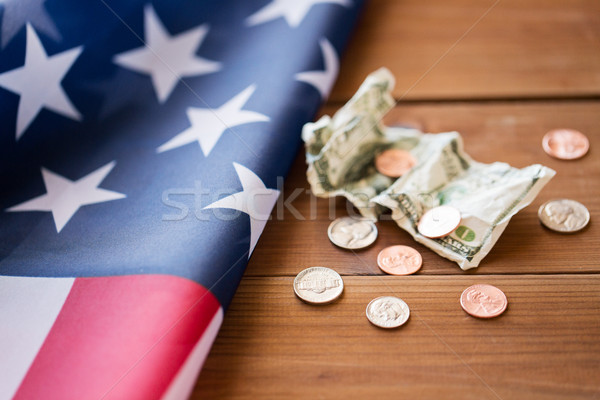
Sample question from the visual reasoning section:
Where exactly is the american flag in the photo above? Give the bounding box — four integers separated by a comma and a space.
0, 1, 364, 399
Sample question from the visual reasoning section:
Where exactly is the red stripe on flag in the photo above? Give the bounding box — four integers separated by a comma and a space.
13, 275, 221, 400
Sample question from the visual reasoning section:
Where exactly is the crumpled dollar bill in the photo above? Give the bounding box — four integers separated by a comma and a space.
303, 68, 555, 269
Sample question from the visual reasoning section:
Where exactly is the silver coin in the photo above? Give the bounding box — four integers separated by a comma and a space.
538, 199, 590, 233
366, 296, 410, 329
327, 217, 378, 249
293, 267, 344, 304
417, 205, 461, 239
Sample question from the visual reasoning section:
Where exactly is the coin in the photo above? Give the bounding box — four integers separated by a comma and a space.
460, 284, 507, 318
538, 199, 590, 233
377, 245, 422, 275
375, 148, 417, 178
542, 129, 589, 160
417, 206, 461, 239
293, 267, 344, 304
328, 217, 378, 249
366, 296, 410, 328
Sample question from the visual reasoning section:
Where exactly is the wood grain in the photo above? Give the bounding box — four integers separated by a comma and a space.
193, 1, 600, 398
245, 101, 599, 277
330, 0, 600, 102
194, 275, 600, 399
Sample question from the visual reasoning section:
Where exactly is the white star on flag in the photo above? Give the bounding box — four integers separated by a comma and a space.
0, 24, 82, 140
6, 161, 126, 233
295, 38, 338, 99
246, 0, 352, 28
204, 163, 280, 257
156, 85, 269, 157
0, 0, 61, 48
113, 5, 221, 103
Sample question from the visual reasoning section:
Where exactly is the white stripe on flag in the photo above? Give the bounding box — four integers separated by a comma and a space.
160, 307, 224, 400
0, 276, 74, 400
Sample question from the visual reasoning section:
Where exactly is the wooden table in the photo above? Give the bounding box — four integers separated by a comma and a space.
194, 1, 600, 398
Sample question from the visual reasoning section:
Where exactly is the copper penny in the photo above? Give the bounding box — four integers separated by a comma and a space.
375, 149, 416, 178
417, 206, 461, 239
542, 129, 589, 160
460, 284, 507, 318
377, 245, 422, 275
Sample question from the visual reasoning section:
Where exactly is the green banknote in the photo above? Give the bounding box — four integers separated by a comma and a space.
303, 68, 555, 269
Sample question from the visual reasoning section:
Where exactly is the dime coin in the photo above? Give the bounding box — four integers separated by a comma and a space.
542, 129, 589, 160
538, 199, 590, 233
366, 296, 410, 328
460, 284, 507, 318
375, 148, 417, 178
328, 217, 378, 249
293, 267, 344, 304
417, 206, 461, 239
377, 245, 422, 275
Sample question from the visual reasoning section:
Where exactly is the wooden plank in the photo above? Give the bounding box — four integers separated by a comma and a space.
245, 101, 600, 276
194, 275, 600, 399
330, 0, 600, 102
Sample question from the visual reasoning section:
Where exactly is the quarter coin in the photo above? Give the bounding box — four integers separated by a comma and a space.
293, 267, 344, 304
538, 199, 590, 233
377, 245, 422, 275
460, 284, 507, 318
328, 217, 378, 249
542, 129, 589, 160
417, 206, 461, 239
375, 148, 417, 178
366, 296, 410, 328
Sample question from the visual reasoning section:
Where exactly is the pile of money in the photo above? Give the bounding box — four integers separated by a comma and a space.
296, 69, 590, 327
303, 68, 556, 269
